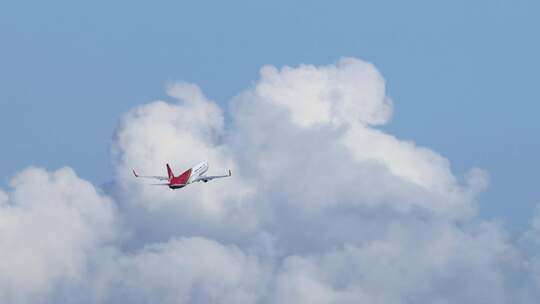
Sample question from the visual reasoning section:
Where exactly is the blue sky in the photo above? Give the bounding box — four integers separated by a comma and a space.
1, 0, 538, 231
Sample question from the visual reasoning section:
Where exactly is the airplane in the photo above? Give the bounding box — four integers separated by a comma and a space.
133, 161, 231, 189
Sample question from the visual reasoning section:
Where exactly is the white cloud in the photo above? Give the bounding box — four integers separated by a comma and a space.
94, 237, 268, 304
272, 221, 514, 304
110, 82, 257, 248
1, 58, 539, 303
254, 58, 392, 127
0, 167, 116, 303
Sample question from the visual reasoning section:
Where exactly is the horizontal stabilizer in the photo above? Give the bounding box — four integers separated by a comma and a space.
132, 169, 169, 181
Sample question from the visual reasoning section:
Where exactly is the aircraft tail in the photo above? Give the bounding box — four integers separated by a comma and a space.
166, 164, 175, 180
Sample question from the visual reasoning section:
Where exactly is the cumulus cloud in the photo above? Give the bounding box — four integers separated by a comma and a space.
0, 167, 116, 303
1, 57, 539, 303
253, 58, 392, 127
94, 237, 268, 304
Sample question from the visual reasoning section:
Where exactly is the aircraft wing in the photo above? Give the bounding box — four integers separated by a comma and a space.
193, 170, 232, 183
133, 169, 169, 181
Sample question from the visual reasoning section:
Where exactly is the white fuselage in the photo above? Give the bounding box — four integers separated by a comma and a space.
188, 161, 209, 184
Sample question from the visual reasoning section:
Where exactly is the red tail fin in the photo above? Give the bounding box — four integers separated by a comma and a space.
166, 164, 174, 180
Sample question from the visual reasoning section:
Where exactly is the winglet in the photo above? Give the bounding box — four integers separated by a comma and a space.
133, 169, 139, 177
229, 169, 232, 176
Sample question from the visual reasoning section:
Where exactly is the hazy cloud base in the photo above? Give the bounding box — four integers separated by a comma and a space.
1, 58, 539, 303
